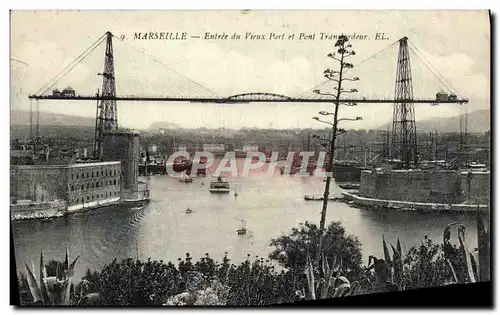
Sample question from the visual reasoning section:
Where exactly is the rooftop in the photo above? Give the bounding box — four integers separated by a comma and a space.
12, 161, 121, 170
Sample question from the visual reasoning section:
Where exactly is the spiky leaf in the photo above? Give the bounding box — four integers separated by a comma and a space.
62, 280, 72, 305
457, 225, 476, 283
382, 235, 392, 264
38, 249, 52, 305
24, 263, 42, 303
333, 283, 351, 298
304, 257, 316, 300
66, 255, 80, 278
64, 247, 69, 271
81, 293, 101, 305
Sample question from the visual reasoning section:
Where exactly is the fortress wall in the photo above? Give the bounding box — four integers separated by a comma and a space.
461, 172, 490, 204
10, 165, 69, 203
359, 170, 467, 204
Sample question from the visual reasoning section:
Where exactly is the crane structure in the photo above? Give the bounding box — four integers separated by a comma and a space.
94, 31, 118, 159
391, 36, 418, 168
27, 31, 469, 162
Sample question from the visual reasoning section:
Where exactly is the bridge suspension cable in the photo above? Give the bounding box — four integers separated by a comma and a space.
407, 39, 463, 99
293, 38, 400, 99
112, 34, 220, 98
34, 33, 107, 96
28, 34, 469, 105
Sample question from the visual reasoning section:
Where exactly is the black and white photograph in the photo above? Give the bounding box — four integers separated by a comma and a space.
9, 9, 492, 307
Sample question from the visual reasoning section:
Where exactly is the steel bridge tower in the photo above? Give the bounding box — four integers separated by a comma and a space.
94, 31, 118, 159
391, 37, 418, 169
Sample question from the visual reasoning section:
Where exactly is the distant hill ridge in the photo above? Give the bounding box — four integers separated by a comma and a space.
11, 110, 96, 127
11, 109, 490, 133
378, 109, 490, 133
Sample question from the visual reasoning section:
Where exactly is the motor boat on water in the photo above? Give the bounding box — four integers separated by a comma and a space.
209, 175, 230, 193
236, 219, 247, 235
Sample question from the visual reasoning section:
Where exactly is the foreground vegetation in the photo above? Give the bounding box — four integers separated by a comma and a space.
16, 214, 489, 306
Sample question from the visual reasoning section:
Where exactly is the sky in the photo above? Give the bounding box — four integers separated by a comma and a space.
10, 10, 490, 129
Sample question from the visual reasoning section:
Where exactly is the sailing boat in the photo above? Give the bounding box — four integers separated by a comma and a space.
236, 219, 247, 235
179, 170, 193, 183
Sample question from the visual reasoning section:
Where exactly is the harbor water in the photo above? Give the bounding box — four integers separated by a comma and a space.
12, 160, 478, 280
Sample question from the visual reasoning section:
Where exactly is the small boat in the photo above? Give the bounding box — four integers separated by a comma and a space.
236, 219, 247, 235
179, 171, 193, 183
234, 186, 238, 197
338, 183, 360, 190
304, 194, 321, 201
209, 175, 230, 193
185, 208, 193, 214
304, 194, 340, 201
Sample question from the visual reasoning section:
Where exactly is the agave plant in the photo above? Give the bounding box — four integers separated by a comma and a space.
299, 254, 364, 300
443, 222, 481, 284
476, 210, 490, 282
23, 247, 81, 305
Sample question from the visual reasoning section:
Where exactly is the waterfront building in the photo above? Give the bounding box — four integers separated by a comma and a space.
10, 161, 123, 218
10, 129, 150, 220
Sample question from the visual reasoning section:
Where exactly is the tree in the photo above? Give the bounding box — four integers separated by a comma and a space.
312, 35, 362, 266
94, 258, 182, 305
269, 221, 363, 277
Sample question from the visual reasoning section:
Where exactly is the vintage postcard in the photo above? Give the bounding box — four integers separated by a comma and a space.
10, 10, 491, 306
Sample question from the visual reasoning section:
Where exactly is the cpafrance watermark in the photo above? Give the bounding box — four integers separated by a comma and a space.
162, 151, 333, 177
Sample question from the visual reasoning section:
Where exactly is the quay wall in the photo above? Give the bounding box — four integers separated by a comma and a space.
359, 170, 490, 204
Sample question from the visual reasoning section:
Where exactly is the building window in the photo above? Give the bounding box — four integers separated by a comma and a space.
71, 174, 74, 180
91, 183, 94, 189
81, 185, 84, 191
76, 173, 79, 179
87, 196, 89, 201
113, 179, 117, 185
87, 183, 89, 189
71, 185, 74, 191
96, 182, 100, 188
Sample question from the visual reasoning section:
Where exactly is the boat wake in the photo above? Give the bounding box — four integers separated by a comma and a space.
82, 205, 149, 260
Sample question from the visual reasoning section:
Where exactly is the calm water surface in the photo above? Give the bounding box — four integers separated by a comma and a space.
12, 161, 478, 279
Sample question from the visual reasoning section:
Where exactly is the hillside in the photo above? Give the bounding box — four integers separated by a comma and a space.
10, 110, 96, 127
379, 109, 490, 133
147, 121, 182, 130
